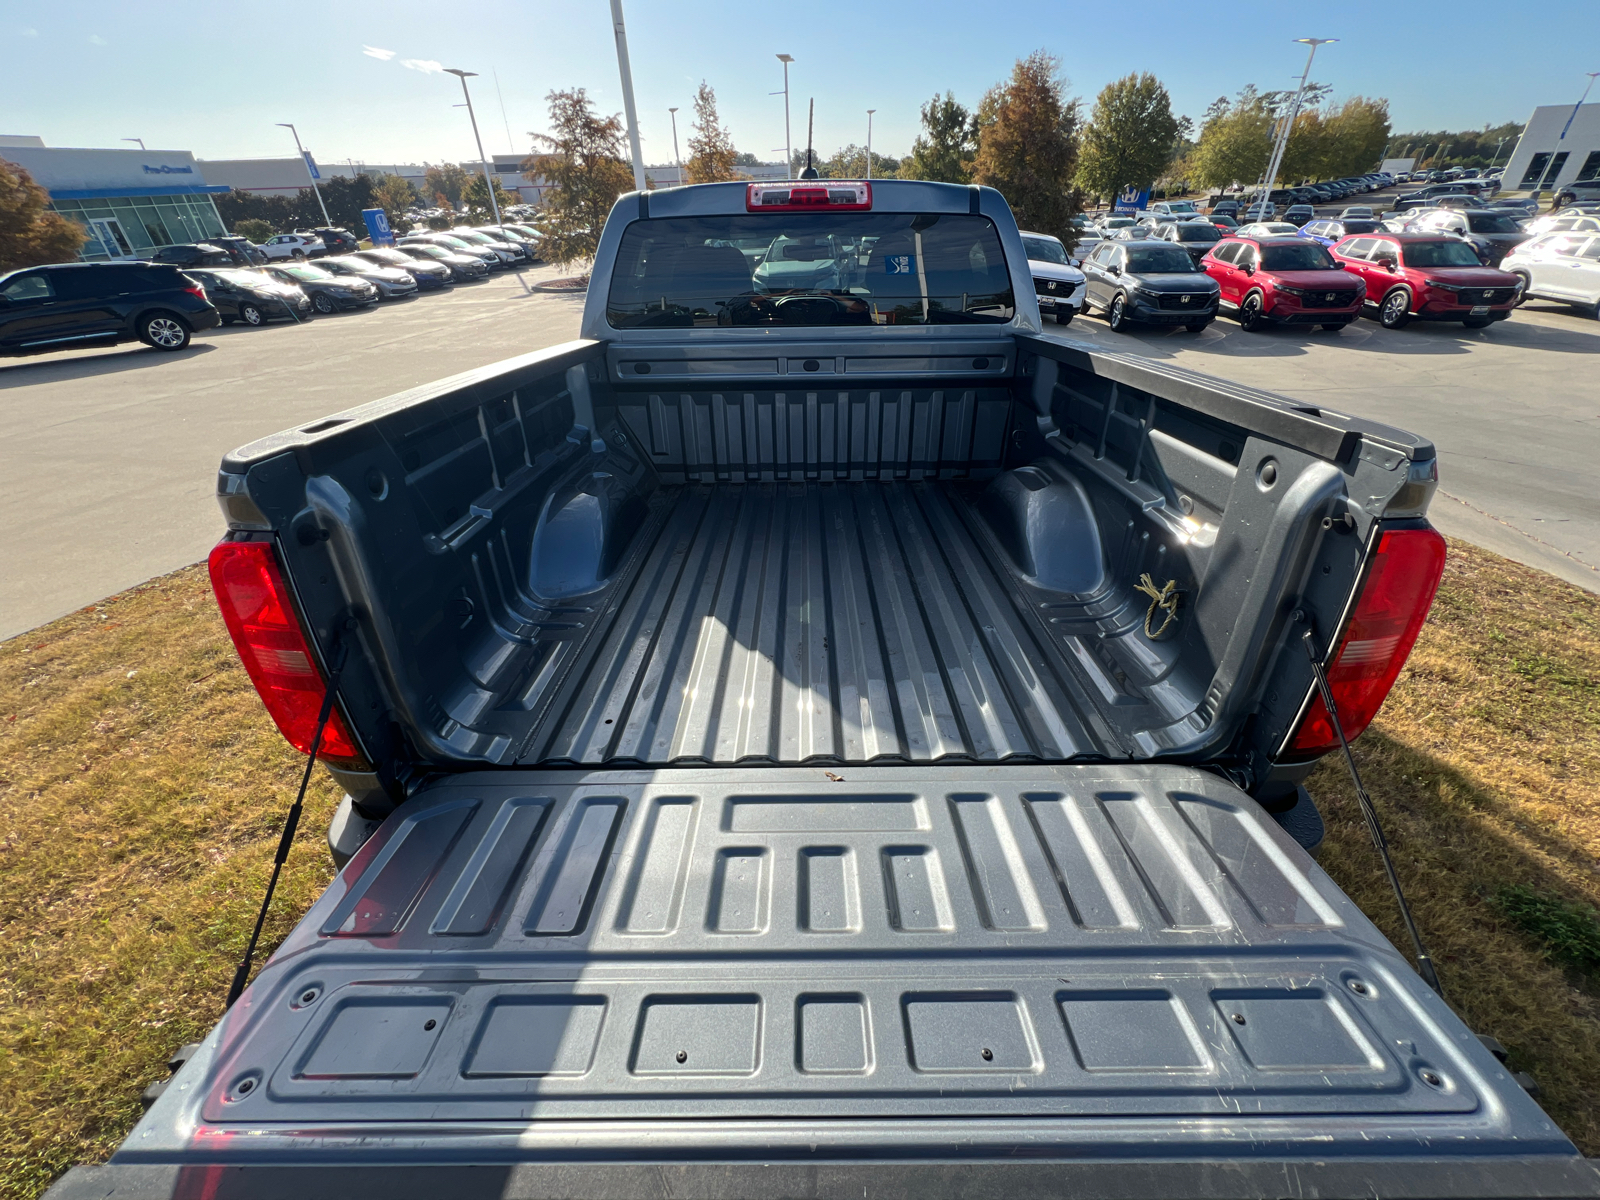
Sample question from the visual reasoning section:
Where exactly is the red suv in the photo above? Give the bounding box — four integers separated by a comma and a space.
1200, 236, 1366, 331
1329, 233, 1519, 329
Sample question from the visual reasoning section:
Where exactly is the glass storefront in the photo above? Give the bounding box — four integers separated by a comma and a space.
52, 193, 227, 260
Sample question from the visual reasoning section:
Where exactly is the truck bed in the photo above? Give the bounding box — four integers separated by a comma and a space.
106, 766, 1586, 1196
517, 479, 1120, 766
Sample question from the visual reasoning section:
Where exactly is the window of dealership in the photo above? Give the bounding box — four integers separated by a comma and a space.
52, 194, 227, 258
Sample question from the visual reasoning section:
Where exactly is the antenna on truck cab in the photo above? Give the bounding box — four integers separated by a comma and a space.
799, 98, 818, 179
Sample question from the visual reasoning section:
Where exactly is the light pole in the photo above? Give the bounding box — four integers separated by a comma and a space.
1488, 136, 1509, 170
866, 109, 876, 179
1531, 72, 1600, 206
276, 122, 332, 227
668, 107, 683, 187
121, 137, 145, 150
775, 54, 794, 178
444, 68, 503, 226
607, 0, 647, 193
1259, 38, 1335, 209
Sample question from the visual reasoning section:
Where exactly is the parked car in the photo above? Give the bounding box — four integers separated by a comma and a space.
182, 267, 311, 326
1552, 179, 1600, 209
1080, 237, 1219, 331
1299, 218, 1383, 248
351, 247, 452, 289
1523, 208, 1600, 237
259, 233, 328, 261
1094, 216, 1136, 235
1147, 219, 1226, 264
1282, 204, 1316, 227
400, 233, 501, 269
150, 242, 235, 268
1018, 231, 1086, 323
1500, 232, 1600, 316
1210, 199, 1239, 218
1239, 201, 1277, 222
475, 225, 544, 261
1067, 228, 1102, 264
1207, 213, 1240, 231
260, 263, 379, 313
306, 227, 362, 256
1202, 236, 1365, 332
447, 228, 528, 266
209, 235, 269, 265
1146, 200, 1200, 216
1110, 226, 1150, 240
392, 242, 490, 281
1403, 208, 1530, 266
0, 261, 218, 355
316, 255, 420, 300
1330, 232, 1519, 329
1339, 205, 1375, 219
1235, 221, 1301, 238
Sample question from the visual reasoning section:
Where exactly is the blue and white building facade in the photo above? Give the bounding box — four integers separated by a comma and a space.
1, 136, 229, 260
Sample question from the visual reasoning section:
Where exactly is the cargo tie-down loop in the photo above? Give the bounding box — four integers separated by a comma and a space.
1134, 574, 1181, 639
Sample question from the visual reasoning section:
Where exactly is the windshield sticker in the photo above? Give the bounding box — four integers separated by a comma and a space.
885, 254, 914, 275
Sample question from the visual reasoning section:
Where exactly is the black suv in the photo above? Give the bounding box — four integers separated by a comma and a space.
0, 261, 220, 356
308, 228, 361, 255
151, 243, 236, 268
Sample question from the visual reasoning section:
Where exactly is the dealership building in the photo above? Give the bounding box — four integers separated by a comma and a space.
1502, 102, 1600, 190
1, 135, 229, 260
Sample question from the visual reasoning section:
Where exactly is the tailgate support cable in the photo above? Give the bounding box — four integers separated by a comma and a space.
225, 624, 353, 1009
1298, 621, 1444, 998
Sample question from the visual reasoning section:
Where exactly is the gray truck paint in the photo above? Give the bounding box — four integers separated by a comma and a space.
54, 182, 1595, 1199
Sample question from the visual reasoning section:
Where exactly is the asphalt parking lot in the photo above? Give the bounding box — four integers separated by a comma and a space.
1, 254, 1595, 640
0, 267, 585, 640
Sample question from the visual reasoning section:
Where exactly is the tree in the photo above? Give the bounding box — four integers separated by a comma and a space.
372, 172, 419, 229
685, 82, 740, 184
1321, 97, 1391, 177
1076, 73, 1180, 209
215, 189, 297, 234
733, 151, 764, 167
526, 88, 634, 266
1190, 87, 1274, 191
0, 159, 85, 271
232, 217, 275, 243
462, 171, 516, 221
970, 51, 1082, 242
423, 163, 471, 209
900, 92, 975, 183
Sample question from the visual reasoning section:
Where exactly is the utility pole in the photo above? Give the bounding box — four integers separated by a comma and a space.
866, 109, 876, 180
1260, 38, 1336, 211
277, 122, 332, 227
608, 0, 647, 192
668, 106, 683, 187
1531, 71, 1600, 206
775, 54, 794, 178
444, 69, 503, 227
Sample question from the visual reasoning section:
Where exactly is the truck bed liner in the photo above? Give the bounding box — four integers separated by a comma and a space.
517, 481, 1128, 767
120, 766, 1570, 1176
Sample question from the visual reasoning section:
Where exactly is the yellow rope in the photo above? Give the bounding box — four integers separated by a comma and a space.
1134, 574, 1181, 639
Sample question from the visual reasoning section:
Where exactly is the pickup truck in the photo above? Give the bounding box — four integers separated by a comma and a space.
48, 179, 1600, 1199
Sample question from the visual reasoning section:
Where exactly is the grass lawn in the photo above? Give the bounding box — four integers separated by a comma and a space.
2, 538, 1598, 1198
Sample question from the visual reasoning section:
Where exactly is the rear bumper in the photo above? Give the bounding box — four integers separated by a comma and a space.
188, 308, 222, 332
45, 1156, 1600, 1200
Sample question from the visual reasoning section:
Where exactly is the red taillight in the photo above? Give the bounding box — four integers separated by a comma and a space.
184, 284, 207, 302
746, 181, 872, 211
1288, 526, 1447, 758
208, 539, 366, 768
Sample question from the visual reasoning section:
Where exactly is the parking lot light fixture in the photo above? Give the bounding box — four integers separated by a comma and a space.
669, 107, 683, 188
866, 110, 876, 180
121, 137, 145, 150
776, 55, 794, 178
1260, 38, 1336, 212
276, 122, 332, 227
444, 68, 503, 227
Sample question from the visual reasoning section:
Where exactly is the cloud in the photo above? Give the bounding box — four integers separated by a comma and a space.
400, 58, 444, 74
362, 45, 396, 60
88, 33, 106, 45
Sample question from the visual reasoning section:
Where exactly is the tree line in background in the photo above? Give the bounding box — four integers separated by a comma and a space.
1382, 121, 1524, 171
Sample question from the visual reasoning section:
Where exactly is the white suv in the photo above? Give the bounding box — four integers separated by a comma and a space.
259, 233, 326, 261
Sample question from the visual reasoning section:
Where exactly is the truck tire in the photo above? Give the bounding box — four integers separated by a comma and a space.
1107, 293, 1132, 332
1238, 291, 1267, 331
139, 312, 191, 351
239, 302, 265, 326
1378, 289, 1412, 329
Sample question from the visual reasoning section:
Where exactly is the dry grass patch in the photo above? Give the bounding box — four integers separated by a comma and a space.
0, 537, 1598, 1199
0, 567, 340, 1200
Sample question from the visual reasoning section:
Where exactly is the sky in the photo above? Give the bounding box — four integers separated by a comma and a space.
4, 0, 1599, 170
